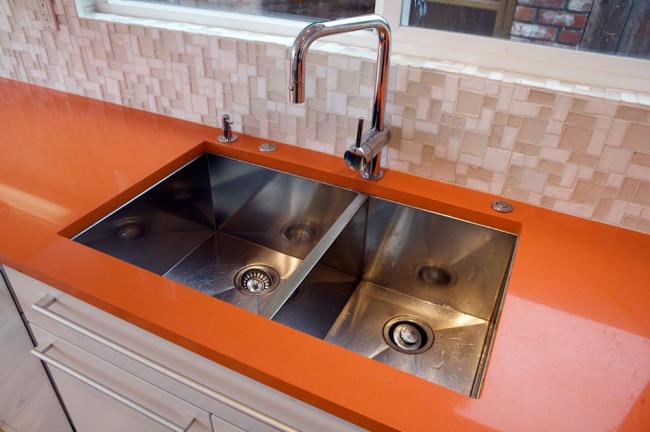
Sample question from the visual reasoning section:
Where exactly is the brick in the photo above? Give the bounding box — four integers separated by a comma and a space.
558, 29, 582, 45
518, 0, 565, 8
511, 22, 557, 41
567, 0, 593, 12
514, 6, 537, 23
539, 10, 588, 28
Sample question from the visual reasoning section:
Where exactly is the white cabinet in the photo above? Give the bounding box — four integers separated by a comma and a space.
31, 325, 211, 432
3, 266, 364, 432
0, 270, 71, 432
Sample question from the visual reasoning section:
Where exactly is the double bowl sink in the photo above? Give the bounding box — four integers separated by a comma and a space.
73, 153, 516, 397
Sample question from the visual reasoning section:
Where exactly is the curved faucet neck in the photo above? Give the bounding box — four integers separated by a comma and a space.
289, 14, 391, 132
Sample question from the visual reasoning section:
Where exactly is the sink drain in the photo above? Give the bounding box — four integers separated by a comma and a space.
417, 265, 455, 287
112, 217, 146, 241
383, 316, 434, 354
234, 265, 280, 295
281, 221, 318, 243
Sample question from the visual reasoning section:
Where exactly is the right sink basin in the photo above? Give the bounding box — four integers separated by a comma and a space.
274, 197, 517, 397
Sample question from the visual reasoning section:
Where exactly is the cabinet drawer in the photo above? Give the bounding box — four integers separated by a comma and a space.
31, 324, 211, 432
4, 266, 363, 432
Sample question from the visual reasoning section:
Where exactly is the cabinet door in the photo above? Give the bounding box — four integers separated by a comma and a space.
0, 271, 71, 432
31, 325, 211, 432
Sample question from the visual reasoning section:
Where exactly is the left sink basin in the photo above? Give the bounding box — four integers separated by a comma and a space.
73, 153, 360, 314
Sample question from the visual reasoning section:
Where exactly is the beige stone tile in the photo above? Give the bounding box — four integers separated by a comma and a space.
618, 178, 640, 201
538, 159, 566, 176
572, 98, 617, 117
553, 200, 595, 218
482, 147, 510, 173
539, 106, 553, 121
586, 128, 607, 156
615, 105, 650, 123
560, 125, 592, 152
456, 89, 483, 117
572, 180, 618, 204
507, 115, 522, 128
510, 100, 538, 117
515, 141, 541, 156
553, 94, 572, 122
570, 151, 599, 168
543, 185, 572, 200
430, 158, 456, 182
518, 118, 548, 144
398, 140, 424, 164
598, 146, 633, 174
623, 123, 650, 153
484, 96, 497, 110
528, 89, 556, 106
421, 71, 445, 87
488, 124, 504, 148
541, 196, 555, 208
518, 168, 547, 194
460, 131, 488, 156
566, 112, 596, 128
636, 181, 650, 205
339, 70, 359, 95
632, 152, 650, 167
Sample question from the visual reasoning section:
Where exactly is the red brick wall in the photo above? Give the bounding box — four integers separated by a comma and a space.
510, 0, 594, 47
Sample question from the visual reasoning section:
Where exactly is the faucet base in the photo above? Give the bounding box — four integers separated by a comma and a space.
359, 154, 384, 180
360, 169, 384, 180
218, 135, 238, 143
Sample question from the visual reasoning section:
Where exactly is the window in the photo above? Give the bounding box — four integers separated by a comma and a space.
128, 0, 375, 21
403, 0, 650, 60
90, 0, 650, 92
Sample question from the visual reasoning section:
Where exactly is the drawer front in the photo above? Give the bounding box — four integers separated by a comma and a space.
211, 415, 246, 432
4, 266, 363, 432
31, 325, 211, 432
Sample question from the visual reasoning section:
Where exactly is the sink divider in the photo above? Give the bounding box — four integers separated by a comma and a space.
260, 193, 368, 319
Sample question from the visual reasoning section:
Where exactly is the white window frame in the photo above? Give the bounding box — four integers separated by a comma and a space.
89, 0, 650, 93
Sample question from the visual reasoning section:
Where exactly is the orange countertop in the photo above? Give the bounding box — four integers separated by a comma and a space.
1, 78, 649, 431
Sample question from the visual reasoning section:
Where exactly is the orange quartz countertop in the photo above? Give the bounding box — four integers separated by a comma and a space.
1, 78, 649, 432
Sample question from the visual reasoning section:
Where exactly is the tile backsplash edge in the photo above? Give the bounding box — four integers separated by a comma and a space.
1, 0, 649, 234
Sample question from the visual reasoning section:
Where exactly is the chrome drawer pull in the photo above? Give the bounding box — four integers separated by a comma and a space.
32, 296, 299, 432
31, 344, 195, 432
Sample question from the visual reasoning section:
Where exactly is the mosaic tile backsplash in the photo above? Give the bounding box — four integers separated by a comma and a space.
1, 0, 650, 234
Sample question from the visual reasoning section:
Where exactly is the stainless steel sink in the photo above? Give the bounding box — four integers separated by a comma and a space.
74, 154, 360, 315
73, 153, 516, 397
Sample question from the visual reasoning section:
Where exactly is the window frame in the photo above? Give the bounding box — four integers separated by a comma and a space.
89, 0, 650, 94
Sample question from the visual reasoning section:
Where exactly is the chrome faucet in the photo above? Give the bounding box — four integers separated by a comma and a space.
289, 14, 391, 180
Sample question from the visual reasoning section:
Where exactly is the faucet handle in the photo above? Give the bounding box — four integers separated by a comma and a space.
218, 113, 237, 143
355, 117, 364, 148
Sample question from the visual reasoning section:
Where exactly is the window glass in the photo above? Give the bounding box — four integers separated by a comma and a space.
131, 0, 376, 21
402, 0, 650, 60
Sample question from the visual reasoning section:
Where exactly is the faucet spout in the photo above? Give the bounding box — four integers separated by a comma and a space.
289, 14, 391, 134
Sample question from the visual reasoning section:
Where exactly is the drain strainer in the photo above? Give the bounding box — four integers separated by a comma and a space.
417, 265, 455, 287
281, 221, 319, 243
112, 217, 146, 241
234, 265, 280, 295
383, 316, 434, 354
